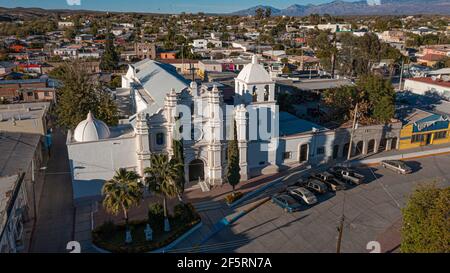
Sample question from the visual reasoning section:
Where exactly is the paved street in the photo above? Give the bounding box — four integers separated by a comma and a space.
29, 129, 75, 253
188, 154, 450, 253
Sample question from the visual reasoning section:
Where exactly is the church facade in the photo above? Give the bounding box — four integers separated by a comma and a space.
67, 57, 402, 201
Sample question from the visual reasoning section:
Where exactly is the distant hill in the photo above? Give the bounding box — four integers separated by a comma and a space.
230, 5, 281, 16
231, 0, 450, 16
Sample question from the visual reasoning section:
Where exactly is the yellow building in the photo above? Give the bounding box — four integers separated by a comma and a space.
399, 109, 450, 150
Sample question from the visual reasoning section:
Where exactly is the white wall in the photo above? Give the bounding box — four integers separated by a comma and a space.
67, 135, 138, 200
404, 79, 450, 98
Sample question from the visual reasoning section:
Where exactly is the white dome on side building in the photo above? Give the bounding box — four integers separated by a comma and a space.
73, 111, 111, 142
236, 55, 272, 83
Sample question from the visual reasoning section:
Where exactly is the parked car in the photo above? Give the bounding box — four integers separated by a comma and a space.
381, 160, 412, 174
311, 172, 347, 191
271, 193, 302, 213
304, 179, 328, 194
330, 167, 364, 185
287, 186, 318, 205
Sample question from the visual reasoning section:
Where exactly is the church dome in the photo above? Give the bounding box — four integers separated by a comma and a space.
236, 55, 272, 83
73, 111, 111, 142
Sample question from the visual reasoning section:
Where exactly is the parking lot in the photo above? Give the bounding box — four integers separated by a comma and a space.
200, 154, 450, 253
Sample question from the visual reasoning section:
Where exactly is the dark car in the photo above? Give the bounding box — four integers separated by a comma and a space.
271, 193, 302, 213
311, 172, 346, 191
304, 179, 328, 194
330, 166, 365, 185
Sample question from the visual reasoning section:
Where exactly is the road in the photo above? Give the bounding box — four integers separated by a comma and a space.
193, 154, 450, 253
29, 129, 74, 253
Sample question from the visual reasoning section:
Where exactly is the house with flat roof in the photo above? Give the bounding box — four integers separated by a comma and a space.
404, 77, 450, 100
0, 174, 27, 253
399, 109, 450, 150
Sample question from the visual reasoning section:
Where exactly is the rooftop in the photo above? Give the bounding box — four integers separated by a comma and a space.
132, 59, 189, 114
0, 175, 21, 239
406, 77, 450, 88
0, 132, 41, 177
277, 78, 354, 91
279, 112, 326, 136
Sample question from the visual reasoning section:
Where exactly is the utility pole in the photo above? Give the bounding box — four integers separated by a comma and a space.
331, 33, 337, 79
347, 103, 359, 160
398, 59, 405, 91
336, 214, 345, 253
181, 44, 184, 75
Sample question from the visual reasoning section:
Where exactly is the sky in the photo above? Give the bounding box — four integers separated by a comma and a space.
0, 0, 362, 14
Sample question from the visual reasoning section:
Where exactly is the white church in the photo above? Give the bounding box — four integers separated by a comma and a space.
67, 56, 400, 201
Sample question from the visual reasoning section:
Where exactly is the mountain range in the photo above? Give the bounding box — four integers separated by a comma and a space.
231, 0, 450, 16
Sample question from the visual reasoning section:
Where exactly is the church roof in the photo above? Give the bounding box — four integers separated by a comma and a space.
236, 55, 272, 84
73, 111, 111, 142
132, 59, 189, 113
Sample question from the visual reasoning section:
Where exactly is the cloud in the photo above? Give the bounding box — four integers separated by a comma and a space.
66, 0, 81, 6
367, 0, 381, 6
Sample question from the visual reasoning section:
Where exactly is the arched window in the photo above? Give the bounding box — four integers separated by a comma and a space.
391, 137, 398, 150
252, 86, 257, 102
264, 85, 270, 101
355, 141, 364, 156
156, 133, 165, 145
367, 139, 375, 153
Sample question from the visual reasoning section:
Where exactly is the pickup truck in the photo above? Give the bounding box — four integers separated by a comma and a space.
310, 172, 347, 191
330, 167, 364, 185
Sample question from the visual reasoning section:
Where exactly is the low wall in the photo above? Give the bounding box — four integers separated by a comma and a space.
350, 146, 450, 166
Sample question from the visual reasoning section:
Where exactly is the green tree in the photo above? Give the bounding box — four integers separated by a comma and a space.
172, 138, 185, 202
145, 154, 182, 232
265, 8, 272, 18
64, 27, 76, 39
102, 169, 143, 231
53, 61, 119, 129
100, 32, 119, 71
323, 75, 395, 124
282, 65, 291, 74
358, 75, 395, 123
255, 8, 265, 20
226, 121, 241, 195
401, 184, 450, 253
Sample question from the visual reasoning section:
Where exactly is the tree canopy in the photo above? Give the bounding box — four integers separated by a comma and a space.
52, 61, 119, 129
100, 32, 119, 71
226, 121, 241, 194
323, 75, 395, 124
401, 184, 450, 253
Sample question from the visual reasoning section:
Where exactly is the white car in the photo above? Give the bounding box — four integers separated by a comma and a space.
287, 186, 318, 205
381, 160, 412, 174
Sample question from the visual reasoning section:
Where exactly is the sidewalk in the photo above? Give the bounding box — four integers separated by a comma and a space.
183, 163, 305, 204
377, 218, 402, 253
29, 129, 75, 253
351, 143, 450, 166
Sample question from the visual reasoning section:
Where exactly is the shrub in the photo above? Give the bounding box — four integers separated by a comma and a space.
148, 203, 164, 231
225, 191, 244, 204
174, 203, 198, 224
92, 203, 202, 253
96, 220, 116, 239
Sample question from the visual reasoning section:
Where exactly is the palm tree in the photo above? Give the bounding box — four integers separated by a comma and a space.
102, 168, 143, 236
145, 154, 182, 232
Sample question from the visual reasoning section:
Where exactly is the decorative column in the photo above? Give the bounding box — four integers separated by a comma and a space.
235, 104, 248, 181
207, 85, 223, 186
135, 111, 151, 177
164, 88, 177, 157
262, 104, 279, 174
189, 81, 199, 97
